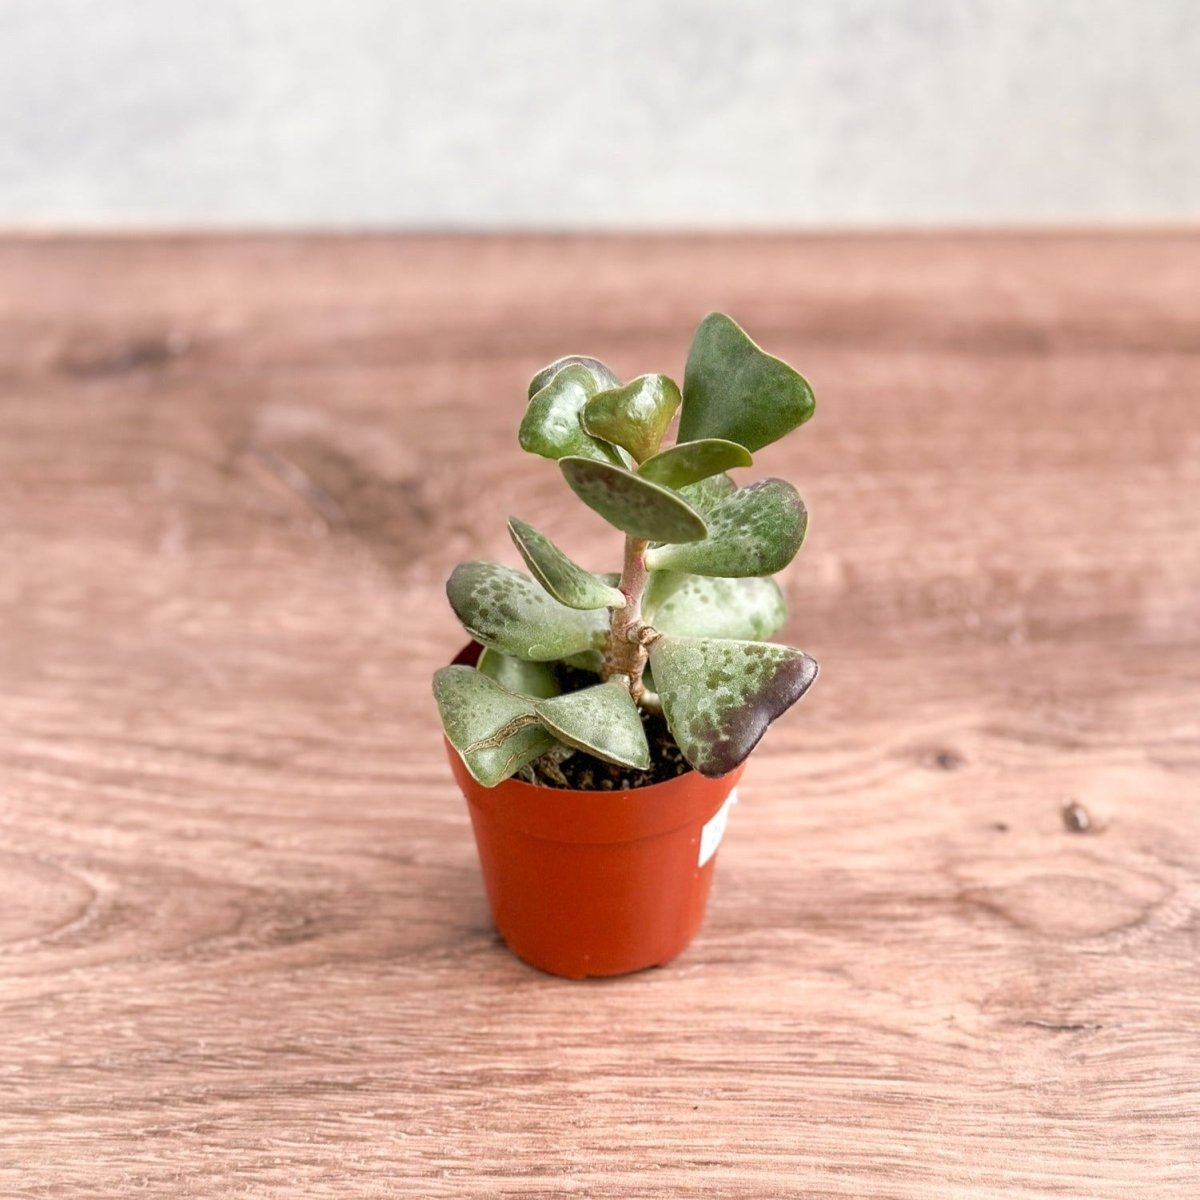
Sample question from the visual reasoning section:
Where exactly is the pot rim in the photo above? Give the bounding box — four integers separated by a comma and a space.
445, 642, 744, 844
448, 737, 743, 844
449, 639, 725, 796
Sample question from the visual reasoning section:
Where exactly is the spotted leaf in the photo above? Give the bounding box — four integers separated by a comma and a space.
559, 457, 708, 543
583, 374, 681, 463
477, 647, 562, 699
446, 561, 607, 661
433, 665, 558, 787
643, 573, 787, 641
678, 472, 737, 516
507, 517, 626, 611
637, 438, 752, 490
645, 479, 806, 577
679, 313, 815, 452
648, 636, 818, 777
519, 366, 624, 465
534, 680, 650, 770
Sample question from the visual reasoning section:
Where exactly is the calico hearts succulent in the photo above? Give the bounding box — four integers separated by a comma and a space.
434, 313, 819, 786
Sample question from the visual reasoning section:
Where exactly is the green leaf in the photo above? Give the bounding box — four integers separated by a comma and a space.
637, 438, 752, 489
678, 473, 737, 516
559, 457, 708, 543
433, 665, 559, 787
679, 313, 815, 452
507, 517, 626, 611
519, 366, 624, 465
643, 573, 787, 641
528, 355, 620, 400
644, 479, 806, 577
477, 647, 562, 699
446, 561, 607, 661
534, 681, 650, 770
648, 636, 818, 777
561, 650, 604, 674
582, 374, 681, 463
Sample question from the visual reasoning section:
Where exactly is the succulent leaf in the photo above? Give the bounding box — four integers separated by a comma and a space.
446, 561, 607, 661
648, 636, 818, 777
582, 374, 681, 463
637, 438, 752, 490
559, 457, 708, 543
534, 680, 651, 769
528, 355, 620, 400
519, 365, 624, 465
643, 573, 787, 641
433, 665, 559, 786
645, 479, 806, 577
507, 517, 626, 611
678, 472, 737, 516
680, 313, 815, 452
561, 650, 604, 673
477, 647, 562, 699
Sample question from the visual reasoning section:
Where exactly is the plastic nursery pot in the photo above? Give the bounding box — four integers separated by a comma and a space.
445, 643, 744, 980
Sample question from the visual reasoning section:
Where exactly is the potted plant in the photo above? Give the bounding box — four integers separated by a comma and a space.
433, 313, 819, 979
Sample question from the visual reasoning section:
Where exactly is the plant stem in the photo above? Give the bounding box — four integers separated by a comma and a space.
618, 535, 648, 628
603, 535, 651, 696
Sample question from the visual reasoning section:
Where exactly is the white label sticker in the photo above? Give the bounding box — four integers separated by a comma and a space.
698, 788, 738, 867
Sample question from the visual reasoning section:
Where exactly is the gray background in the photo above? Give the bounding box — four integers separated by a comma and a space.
1, 0, 1197, 228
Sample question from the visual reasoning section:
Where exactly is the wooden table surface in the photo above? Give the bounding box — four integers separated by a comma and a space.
2, 233, 1198, 1198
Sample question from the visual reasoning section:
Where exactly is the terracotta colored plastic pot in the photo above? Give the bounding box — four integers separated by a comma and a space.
445, 643, 744, 979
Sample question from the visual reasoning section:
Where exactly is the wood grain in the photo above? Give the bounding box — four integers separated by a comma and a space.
1, 233, 1198, 1198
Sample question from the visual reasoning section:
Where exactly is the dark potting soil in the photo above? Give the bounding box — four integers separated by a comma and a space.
515, 665, 691, 791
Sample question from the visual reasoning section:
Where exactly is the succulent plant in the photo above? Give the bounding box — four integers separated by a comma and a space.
434, 313, 819, 787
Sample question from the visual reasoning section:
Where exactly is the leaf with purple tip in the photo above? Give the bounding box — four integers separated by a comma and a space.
648, 635, 818, 777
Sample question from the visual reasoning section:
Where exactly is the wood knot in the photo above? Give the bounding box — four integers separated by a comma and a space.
956, 852, 1169, 939
0, 853, 96, 946
1062, 801, 1093, 833
59, 331, 191, 378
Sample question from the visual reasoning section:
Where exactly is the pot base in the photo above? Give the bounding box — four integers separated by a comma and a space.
500, 939, 689, 982
452, 741, 742, 980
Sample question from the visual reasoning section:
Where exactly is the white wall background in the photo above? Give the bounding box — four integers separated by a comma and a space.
1, 0, 1197, 228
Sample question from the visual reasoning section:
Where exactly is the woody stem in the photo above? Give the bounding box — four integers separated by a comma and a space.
603, 535, 651, 695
